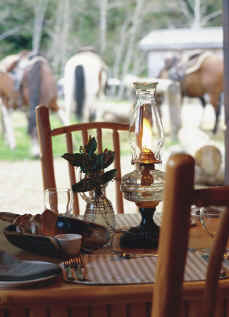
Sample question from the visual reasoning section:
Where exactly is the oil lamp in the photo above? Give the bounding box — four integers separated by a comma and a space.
120, 82, 165, 249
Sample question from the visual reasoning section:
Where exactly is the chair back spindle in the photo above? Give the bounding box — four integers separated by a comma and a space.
36, 104, 129, 214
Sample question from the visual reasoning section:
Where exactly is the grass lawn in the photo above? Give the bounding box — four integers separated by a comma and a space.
0, 110, 132, 161
0, 102, 225, 161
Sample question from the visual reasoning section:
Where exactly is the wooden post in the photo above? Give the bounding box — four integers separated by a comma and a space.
223, 0, 229, 184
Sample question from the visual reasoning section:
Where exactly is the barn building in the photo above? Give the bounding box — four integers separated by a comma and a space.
139, 26, 223, 77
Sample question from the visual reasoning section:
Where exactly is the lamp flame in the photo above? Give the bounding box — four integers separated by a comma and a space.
136, 106, 154, 154
142, 118, 153, 153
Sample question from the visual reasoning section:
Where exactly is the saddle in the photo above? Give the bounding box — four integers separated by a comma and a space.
168, 51, 212, 81
10, 53, 34, 90
7, 52, 44, 107
180, 50, 212, 75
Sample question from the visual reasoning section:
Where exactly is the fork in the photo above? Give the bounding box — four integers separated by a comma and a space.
113, 251, 158, 259
64, 255, 89, 281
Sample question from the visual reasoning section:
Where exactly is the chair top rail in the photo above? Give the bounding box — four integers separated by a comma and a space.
193, 186, 229, 206
50, 122, 129, 137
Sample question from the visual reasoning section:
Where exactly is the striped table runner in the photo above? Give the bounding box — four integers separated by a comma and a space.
66, 213, 228, 285
78, 212, 141, 230
114, 212, 195, 229
62, 250, 220, 285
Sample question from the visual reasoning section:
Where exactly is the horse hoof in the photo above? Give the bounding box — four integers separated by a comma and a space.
89, 113, 96, 122
31, 146, 40, 159
8, 143, 16, 150
32, 153, 40, 159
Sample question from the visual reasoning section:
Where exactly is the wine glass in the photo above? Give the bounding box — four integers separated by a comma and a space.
199, 207, 216, 239
199, 206, 229, 256
44, 188, 73, 215
199, 206, 224, 236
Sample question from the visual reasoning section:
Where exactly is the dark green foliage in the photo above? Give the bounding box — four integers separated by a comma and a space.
0, 0, 222, 70
84, 137, 97, 156
63, 136, 116, 195
62, 137, 115, 174
0, 1, 33, 56
72, 169, 116, 196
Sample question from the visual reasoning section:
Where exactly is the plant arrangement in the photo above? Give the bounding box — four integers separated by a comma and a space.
62, 137, 116, 197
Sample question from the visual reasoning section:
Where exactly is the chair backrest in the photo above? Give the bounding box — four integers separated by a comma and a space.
36, 104, 129, 215
152, 153, 229, 317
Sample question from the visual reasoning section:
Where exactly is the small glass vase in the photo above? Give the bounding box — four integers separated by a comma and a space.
81, 189, 116, 244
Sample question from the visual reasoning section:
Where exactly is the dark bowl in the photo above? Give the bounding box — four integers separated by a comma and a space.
4, 215, 110, 257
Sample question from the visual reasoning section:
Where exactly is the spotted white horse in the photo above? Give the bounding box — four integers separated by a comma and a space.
64, 48, 108, 122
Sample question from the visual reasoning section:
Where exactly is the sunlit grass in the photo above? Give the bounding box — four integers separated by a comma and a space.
0, 105, 224, 161
0, 111, 132, 161
0, 126, 31, 160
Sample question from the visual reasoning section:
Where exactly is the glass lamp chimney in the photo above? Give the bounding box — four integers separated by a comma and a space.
130, 82, 164, 164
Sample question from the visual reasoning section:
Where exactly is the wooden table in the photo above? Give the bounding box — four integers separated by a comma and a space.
0, 216, 228, 317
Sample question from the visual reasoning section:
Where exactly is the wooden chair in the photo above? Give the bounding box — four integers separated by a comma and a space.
35, 104, 129, 215
152, 153, 229, 317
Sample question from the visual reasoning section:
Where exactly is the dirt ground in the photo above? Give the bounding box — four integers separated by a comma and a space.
0, 100, 225, 215
0, 156, 137, 215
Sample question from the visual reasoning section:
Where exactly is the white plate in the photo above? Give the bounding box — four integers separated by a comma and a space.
0, 274, 58, 289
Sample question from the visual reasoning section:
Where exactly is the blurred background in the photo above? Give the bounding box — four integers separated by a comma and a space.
0, 0, 224, 213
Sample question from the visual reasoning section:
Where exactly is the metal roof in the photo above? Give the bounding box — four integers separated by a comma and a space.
139, 27, 223, 51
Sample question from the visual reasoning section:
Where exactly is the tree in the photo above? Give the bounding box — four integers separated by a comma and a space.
48, 0, 71, 75
0, 1, 34, 57
117, 0, 146, 98
99, 0, 108, 54
32, 0, 49, 54
179, 0, 222, 27
0, 0, 223, 80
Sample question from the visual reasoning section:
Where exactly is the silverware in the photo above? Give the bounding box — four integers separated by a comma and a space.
63, 254, 89, 281
197, 249, 227, 279
113, 251, 158, 259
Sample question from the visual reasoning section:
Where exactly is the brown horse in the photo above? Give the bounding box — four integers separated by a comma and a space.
0, 51, 67, 156
159, 51, 224, 134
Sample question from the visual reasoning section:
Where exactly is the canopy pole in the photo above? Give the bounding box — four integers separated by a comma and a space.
223, 0, 229, 185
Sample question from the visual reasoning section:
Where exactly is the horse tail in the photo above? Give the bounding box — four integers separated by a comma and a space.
27, 60, 41, 137
213, 92, 223, 134
74, 64, 85, 120
199, 96, 207, 109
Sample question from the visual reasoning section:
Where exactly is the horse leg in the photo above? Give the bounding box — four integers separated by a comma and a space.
95, 95, 106, 121
212, 94, 222, 134
64, 83, 74, 124
57, 109, 69, 125
84, 94, 97, 122
27, 60, 41, 157
210, 94, 222, 134
95, 69, 107, 121
0, 100, 16, 149
82, 95, 91, 122
198, 95, 207, 130
56, 104, 69, 125
167, 81, 182, 140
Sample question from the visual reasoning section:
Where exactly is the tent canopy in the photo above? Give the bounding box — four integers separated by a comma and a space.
139, 27, 223, 51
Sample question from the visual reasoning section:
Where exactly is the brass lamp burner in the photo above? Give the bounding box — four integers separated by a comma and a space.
120, 155, 164, 250
136, 150, 161, 165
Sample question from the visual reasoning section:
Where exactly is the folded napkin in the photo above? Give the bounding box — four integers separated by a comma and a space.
0, 251, 61, 281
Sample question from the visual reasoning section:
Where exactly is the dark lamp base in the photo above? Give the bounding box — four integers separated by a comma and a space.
120, 207, 160, 249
